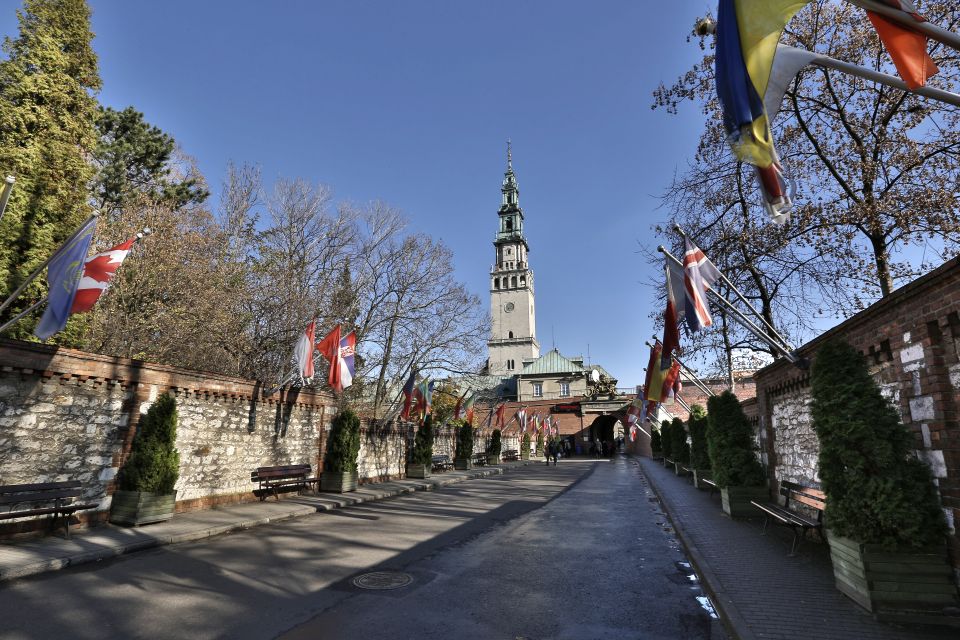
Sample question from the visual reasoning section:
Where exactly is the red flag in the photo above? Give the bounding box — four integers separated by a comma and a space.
400, 369, 417, 421
661, 265, 681, 368
70, 237, 136, 313
867, 1, 938, 90
495, 403, 505, 429
316, 325, 344, 391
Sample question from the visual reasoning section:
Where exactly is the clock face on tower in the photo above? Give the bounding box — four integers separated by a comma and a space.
504, 302, 515, 312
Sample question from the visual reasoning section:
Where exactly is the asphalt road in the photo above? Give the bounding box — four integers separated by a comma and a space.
0, 458, 724, 640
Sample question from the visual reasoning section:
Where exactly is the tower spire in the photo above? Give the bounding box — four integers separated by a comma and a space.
507, 139, 512, 172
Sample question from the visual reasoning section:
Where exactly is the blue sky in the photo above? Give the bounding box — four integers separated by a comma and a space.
1, 0, 712, 388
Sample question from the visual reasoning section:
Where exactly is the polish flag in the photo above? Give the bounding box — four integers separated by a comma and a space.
70, 238, 135, 313
293, 321, 317, 380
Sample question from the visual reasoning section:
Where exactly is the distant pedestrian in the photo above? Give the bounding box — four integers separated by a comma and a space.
551, 441, 559, 466
545, 440, 551, 465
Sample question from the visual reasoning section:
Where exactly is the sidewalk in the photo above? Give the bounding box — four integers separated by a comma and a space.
636, 457, 958, 640
0, 463, 528, 583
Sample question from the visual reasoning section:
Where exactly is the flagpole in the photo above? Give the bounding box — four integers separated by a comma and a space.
0, 213, 98, 316
0, 176, 14, 224
846, 0, 960, 53
659, 245, 798, 363
0, 297, 45, 335
672, 227, 795, 351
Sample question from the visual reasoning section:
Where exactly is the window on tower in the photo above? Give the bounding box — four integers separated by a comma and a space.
508, 331, 513, 339
494, 277, 499, 289
511, 276, 517, 288
506, 219, 513, 231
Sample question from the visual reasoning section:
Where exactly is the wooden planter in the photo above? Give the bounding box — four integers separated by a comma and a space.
827, 532, 959, 623
691, 469, 712, 490
521, 449, 530, 460
454, 458, 473, 470
720, 485, 768, 518
405, 463, 430, 479
321, 471, 358, 493
487, 454, 502, 465
674, 462, 690, 476
109, 490, 177, 526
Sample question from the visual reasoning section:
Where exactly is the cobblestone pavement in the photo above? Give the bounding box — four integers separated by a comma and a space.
636, 456, 958, 640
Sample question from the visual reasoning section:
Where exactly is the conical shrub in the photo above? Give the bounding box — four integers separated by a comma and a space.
411, 414, 434, 465
325, 408, 361, 473
688, 404, 710, 470
659, 419, 673, 459
706, 391, 764, 488
117, 393, 180, 494
670, 417, 689, 464
811, 339, 946, 548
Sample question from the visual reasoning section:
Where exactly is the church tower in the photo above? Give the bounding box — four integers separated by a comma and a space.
488, 142, 540, 376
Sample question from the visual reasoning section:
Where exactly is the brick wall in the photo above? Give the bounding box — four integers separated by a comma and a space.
755, 256, 960, 572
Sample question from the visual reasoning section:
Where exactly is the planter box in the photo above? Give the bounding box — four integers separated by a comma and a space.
827, 532, 959, 623
720, 485, 768, 518
405, 463, 431, 479
487, 454, 502, 465
521, 450, 530, 460
109, 490, 177, 526
691, 470, 713, 490
674, 462, 690, 476
454, 458, 473, 470
321, 471, 357, 493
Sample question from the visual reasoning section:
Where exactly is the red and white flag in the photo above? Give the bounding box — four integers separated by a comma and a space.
317, 325, 355, 392
293, 320, 317, 380
70, 237, 135, 313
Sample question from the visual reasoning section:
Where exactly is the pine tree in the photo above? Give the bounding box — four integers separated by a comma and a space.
811, 339, 946, 548
487, 429, 502, 457
0, 0, 101, 335
687, 404, 710, 470
454, 419, 473, 460
324, 408, 361, 473
706, 391, 765, 488
411, 414, 434, 465
659, 419, 673, 459
117, 393, 180, 494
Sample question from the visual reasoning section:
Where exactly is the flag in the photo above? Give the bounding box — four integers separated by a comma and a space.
515, 409, 526, 433
495, 403, 505, 429
660, 361, 683, 406
400, 369, 417, 421
454, 391, 468, 420
339, 330, 356, 389
35, 217, 97, 340
716, 0, 809, 224
661, 265, 682, 368
463, 393, 476, 425
413, 379, 434, 422
293, 320, 317, 380
70, 237, 135, 313
683, 238, 721, 331
867, 1, 938, 90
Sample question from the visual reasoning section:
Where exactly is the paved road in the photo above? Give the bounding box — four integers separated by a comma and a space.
0, 458, 723, 640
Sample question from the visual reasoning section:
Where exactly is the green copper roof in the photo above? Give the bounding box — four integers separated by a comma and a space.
519, 349, 585, 376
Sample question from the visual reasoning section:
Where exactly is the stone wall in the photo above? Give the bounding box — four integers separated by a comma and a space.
755, 255, 960, 572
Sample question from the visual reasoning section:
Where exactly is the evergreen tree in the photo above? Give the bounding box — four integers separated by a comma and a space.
410, 414, 433, 465
687, 404, 710, 470
670, 417, 689, 465
659, 419, 673, 459
706, 391, 765, 488
0, 0, 100, 335
651, 423, 662, 454
117, 393, 179, 494
453, 419, 473, 460
487, 429, 502, 456
324, 408, 361, 473
811, 339, 946, 548
93, 106, 208, 215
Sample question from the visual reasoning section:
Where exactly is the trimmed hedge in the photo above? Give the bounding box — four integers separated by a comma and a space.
651, 424, 662, 454
687, 404, 710, 470
706, 391, 764, 488
325, 408, 361, 473
659, 419, 673, 459
454, 419, 473, 460
811, 338, 947, 549
670, 417, 690, 465
411, 414, 434, 465
117, 393, 180, 494
487, 429, 502, 456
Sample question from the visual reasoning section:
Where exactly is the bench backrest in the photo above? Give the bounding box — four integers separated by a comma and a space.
251, 465, 311, 482
0, 481, 83, 506
431, 455, 450, 462
780, 480, 826, 513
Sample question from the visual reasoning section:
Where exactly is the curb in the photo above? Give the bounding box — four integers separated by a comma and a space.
636, 459, 757, 640
0, 464, 518, 583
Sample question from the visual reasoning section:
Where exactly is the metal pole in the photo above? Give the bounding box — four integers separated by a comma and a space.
659, 246, 798, 362
0, 176, 14, 224
673, 226, 795, 352
0, 213, 98, 315
646, 339, 715, 397
0, 297, 45, 335
846, 0, 960, 53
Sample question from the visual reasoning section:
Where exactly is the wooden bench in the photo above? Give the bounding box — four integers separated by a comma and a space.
751, 480, 826, 555
251, 464, 318, 501
431, 455, 454, 472
472, 452, 487, 467
0, 481, 98, 538
501, 449, 519, 462
699, 477, 718, 496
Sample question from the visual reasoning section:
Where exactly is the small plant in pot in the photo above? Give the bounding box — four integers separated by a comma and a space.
453, 419, 473, 469
110, 393, 180, 526
659, 419, 673, 466
670, 417, 690, 475
321, 408, 361, 492
487, 428, 502, 464
406, 414, 433, 479
520, 432, 531, 460
706, 391, 766, 518
811, 339, 956, 620
687, 405, 712, 490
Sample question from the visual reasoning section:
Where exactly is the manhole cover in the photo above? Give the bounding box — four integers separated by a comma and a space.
352, 571, 413, 590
